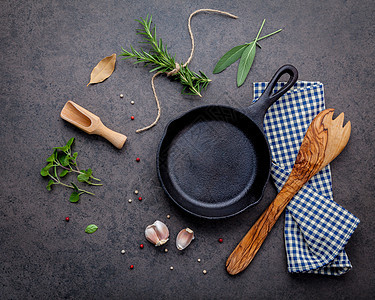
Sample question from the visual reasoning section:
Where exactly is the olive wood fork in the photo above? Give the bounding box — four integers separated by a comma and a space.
226, 108, 351, 275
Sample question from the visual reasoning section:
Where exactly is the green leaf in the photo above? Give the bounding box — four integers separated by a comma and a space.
53, 145, 68, 152
71, 182, 79, 191
64, 155, 72, 166
77, 169, 93, 183
58, 153, 69, 167
46, 180, 55, 191
66, 138, 75, 149
59, 169, 70, 177
213, 44, 248, 74
237, 43, 257, 87
85, 224, 98, 234
40, 168, 49, 177
69, 191, 80, 202
40, 163, 53, 176
46, 150, 57, 162
85, 168, 93, 177
77, 173, 89, 183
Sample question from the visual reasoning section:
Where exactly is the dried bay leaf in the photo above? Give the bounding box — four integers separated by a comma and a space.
87, 53, 116, 86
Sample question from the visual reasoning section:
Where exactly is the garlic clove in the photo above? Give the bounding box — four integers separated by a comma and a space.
145, 220, 169, 246
176, 228, 195, 250
145, 225, 160, 245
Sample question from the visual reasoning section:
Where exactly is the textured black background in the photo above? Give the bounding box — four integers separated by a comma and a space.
1, 0, 374, 299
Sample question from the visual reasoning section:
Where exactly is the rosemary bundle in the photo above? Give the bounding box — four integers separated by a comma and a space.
120, 15, 211, 97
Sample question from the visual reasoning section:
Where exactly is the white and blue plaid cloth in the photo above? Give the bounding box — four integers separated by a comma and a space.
253, 81, 360, 275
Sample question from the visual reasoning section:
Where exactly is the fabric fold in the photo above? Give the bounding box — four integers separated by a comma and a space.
253, 81, 359, 275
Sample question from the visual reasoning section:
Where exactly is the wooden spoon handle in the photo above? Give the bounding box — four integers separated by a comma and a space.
226, 185, 299, 275
94, 122, 127, 149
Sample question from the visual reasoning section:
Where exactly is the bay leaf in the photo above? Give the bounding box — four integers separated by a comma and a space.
87, 53, 116, 86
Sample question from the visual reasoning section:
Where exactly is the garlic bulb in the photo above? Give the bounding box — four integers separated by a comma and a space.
145, 220, 169, 246
176, 228, 195, 250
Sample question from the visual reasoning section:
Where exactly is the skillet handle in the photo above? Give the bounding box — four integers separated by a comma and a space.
245, 65, 298, 128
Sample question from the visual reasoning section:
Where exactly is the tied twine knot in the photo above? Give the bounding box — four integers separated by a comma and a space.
166, 63, 182, 77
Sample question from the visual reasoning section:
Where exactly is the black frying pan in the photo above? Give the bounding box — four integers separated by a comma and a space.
157, 65, 298, 219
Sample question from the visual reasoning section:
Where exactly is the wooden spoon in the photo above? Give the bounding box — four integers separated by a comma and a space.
226, 108, 351, 275
60, 100, 127, 149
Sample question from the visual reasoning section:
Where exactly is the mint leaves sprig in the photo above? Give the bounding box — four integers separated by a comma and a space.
40, 138, 102, 202
213, 19, 282, 87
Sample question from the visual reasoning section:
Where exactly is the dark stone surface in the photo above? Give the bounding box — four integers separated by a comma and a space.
1, 0, 374, 299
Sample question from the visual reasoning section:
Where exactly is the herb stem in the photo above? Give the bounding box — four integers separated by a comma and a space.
257, 29, 282, 42
79, 189, 95, 196
48, 174, 59, 183
47, 174, 95, 195
245, 29, 282, 49
88, 183, 103, 186
89, 176, 101, 182
57, 163, 101, 182
255, 19, 266, 41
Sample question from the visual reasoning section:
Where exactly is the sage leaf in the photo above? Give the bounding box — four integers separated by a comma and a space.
213, 44, 248, 74
237, 42, 257, 87
213, 19, 281, 87
87, 53, 116, 86
69, 191, 80, 203
85, 224, 98, 234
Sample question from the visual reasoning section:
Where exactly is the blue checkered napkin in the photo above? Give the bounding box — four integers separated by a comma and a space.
253, 81, 360, 275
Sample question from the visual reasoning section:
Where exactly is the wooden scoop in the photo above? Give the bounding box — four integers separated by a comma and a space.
60, 101, 127, 149
226, 108, 351, 275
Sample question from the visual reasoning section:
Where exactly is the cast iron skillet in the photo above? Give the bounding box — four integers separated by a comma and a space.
157, 65, 298, 219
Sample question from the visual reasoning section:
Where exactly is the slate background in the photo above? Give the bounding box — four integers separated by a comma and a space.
1, 0, 374, 299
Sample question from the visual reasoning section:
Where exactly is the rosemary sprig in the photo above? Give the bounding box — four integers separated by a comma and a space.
120, 15, 211, 97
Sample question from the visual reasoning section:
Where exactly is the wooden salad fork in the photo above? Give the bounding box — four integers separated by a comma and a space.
226, 108, 351, 275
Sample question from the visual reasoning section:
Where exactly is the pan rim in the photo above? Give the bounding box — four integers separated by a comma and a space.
156, 104, 271, 219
